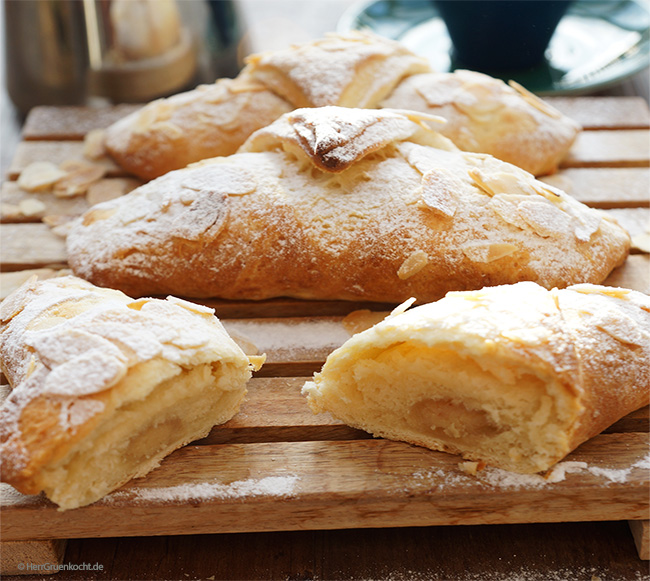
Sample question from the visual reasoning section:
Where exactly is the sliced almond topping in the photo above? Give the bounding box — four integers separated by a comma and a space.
17, 161, 68, 192
574, 212, 602, 242
508, 80, 563, 119
489, 194, 531, 229
397, 250, 428, 280
468, 167, 495, 196
83, 129, 107, 160
518, 200, 572, 238
418, 169, 460, 217
462, 242, 518, 263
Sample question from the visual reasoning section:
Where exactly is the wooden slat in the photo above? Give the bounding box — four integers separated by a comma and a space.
0, 224, 67, 271
604, 255, 650, 294
1, 432, 647, 541
0, 539, 66, 576
22, 105, 139, 141
561, 130, 650, 168
629, 519, 650, 560
540, 168, 650, 208
546, 96, 650, 130
199, 377, 370, 445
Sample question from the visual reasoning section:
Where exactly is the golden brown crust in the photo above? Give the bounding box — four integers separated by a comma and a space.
244, 31, 431, 108
68, 108, 629, 303
104, 76, 293, 181
0, 276, 254, 508
103, 32, 579, 180
381, 71, 581, 176
302, 283, 650, 473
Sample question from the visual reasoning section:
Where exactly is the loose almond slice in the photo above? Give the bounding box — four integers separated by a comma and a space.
17, 161, 68, 192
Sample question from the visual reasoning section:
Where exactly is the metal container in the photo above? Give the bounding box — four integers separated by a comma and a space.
4, 0, 245, 115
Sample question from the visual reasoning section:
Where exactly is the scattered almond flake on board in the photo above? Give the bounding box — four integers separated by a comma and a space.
18, 198, 46, 217
43, 214, 77, 238
17, 161, 68, 192
108, 475, 300, 503
631, 232, 650, 253
1, 203, 21, 219
54, 164, 106, 198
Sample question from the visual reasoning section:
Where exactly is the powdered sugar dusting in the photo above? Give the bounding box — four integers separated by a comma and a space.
410, 452, 650, 491
107, 475, 300, 504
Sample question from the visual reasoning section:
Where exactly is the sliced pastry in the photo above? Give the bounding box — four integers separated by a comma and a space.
303, 283, 650, 473
0, 276, 260, 509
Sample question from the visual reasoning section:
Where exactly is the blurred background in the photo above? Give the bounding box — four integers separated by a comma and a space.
1, 0, 649, 175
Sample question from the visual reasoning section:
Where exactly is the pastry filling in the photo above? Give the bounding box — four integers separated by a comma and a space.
308, 341, 577, 473
39, 360, 246, 510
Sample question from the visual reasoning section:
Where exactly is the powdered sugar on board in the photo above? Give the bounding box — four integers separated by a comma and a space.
105, 475, 300, 504
409, 453, 650, 491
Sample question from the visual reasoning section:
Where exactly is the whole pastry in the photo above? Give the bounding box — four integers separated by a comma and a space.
0, 276, 259, 510
68, 107, 628, 303
104, 31, 579, 179
303, 283, 650, 473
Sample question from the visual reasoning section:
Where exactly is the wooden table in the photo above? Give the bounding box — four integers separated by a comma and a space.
1, 3, 650, 581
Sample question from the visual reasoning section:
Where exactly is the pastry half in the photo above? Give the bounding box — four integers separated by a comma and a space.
0, 276, 259, 509
303, 283, 650, 473
69, 107, 628, 303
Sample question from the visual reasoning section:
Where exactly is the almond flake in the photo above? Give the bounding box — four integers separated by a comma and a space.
631, 232, 650, 253
54, 165, 107, 198
397, 250, 428, 280
419, 169, 460, 217
462, 242, 518, 263
518, 200, 573, 238
18, 198, 47, 217
17, 161, 68, 192
508, 80, 562, 119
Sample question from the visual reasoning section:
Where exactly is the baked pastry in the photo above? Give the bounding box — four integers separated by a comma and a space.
303, 282, 650, 473
103, 31, 578, 180
104, 75, 294, 181
381, 70, 580, 177
0, 275, 260, 510
68, 107, 628, 303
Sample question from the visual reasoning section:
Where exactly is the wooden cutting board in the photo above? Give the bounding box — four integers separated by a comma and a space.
1, 98, 649, 571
